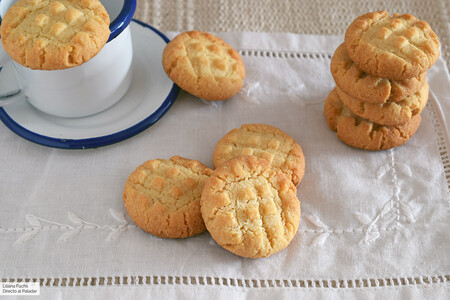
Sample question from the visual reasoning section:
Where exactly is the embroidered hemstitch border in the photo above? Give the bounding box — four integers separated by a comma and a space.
1, 275, 448, 288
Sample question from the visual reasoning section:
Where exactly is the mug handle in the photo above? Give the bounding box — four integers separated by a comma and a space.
0, 40, 25, 107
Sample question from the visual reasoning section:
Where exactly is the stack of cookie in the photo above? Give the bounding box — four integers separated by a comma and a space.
324, 11, 440, 150
123, 124, 305, 259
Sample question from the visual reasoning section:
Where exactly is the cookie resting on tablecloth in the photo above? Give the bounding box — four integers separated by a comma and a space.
201, 155, 300, 258
123, 156, 213, 239
213, 124, 305, 186
162, 31, 245, 101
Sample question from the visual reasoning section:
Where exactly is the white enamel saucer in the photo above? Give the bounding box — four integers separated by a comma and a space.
0, 20, 179, 149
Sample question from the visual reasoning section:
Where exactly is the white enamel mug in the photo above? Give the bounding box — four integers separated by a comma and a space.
0, 0, 136, 118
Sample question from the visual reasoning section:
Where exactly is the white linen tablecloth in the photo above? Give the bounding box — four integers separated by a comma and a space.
0, 30, 449, 299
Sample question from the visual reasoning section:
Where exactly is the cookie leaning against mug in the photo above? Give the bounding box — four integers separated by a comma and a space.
123, 156, 213, 239
345, 11, 440, 80
0, 0, 110, 70
201, 155, 300, 258
162, 31, 245, 101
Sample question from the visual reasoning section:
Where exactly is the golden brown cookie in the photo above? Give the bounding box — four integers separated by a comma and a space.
331, 43, 427, 104
0, 0, 110, 70
213, 124, 305, 186
336, 81, 428, 126
324, 88, 421, 150
162, 31, 245, 101
345, 11, 440, 80
123, 156, 213, 239
201, 155, 300, 258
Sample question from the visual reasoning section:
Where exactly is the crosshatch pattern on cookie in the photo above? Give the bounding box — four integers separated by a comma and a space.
162, 31, 245, 100
123, 156, 213, 238
345, 11, 440, 80
0, 0, 110, 70
213, 124, 305, 186
201, 156, 300, 258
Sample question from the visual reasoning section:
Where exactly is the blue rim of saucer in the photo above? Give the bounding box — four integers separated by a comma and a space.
0, 19, 180, 150
108, 0, 137, 42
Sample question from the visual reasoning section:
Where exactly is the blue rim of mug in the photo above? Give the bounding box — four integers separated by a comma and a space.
108, 0, 137, 42
0, 19, 180, 149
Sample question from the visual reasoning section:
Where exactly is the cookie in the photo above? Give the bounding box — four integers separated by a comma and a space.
162, 31, 245, 101
345, 11, 440, 80
0, 0, 110, 70
201, 155, 300, 258
123, 156, 213, 239
213, 124, 305, 186
324, 88, 421, 150
331, 43, 427, 104
336, 81, 428, 126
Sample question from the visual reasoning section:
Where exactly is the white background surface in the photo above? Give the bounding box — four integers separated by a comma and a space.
0, 30, 448, 298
